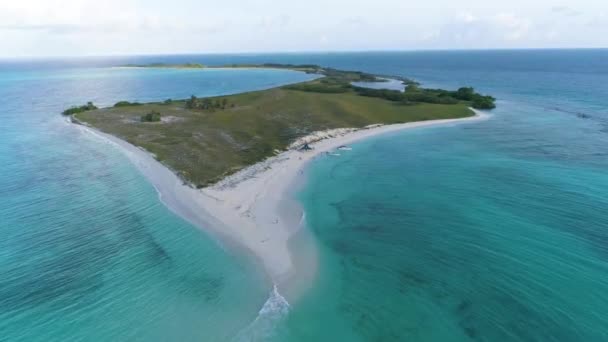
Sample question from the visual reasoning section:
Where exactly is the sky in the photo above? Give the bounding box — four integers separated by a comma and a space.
0, 0, 606, 57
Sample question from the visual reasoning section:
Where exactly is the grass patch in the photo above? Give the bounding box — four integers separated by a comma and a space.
76, 86, 474, 187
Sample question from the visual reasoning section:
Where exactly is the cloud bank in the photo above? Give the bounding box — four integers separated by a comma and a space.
0, 0, 606, 57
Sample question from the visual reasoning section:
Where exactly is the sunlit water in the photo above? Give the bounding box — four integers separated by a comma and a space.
2, 50, 608, 341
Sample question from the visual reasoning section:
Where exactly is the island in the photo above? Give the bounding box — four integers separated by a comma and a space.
67, 64, 494, 286
69, 64, 494, 187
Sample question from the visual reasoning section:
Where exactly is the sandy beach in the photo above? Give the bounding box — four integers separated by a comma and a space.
75, 109, 489, 290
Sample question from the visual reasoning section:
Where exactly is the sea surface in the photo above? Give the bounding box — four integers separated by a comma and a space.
2, 50, 608, 341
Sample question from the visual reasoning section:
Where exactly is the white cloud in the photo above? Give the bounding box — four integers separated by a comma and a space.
427, 12, 534, 48
492, 13, 532, 41
551, 6, 582, 17
0, 0, 606, 57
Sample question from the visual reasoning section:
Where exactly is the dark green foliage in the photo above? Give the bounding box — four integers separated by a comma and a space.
186, 95, 231, 110
114, 101, 142, 107
185, 95, 195, 108
268, 63, 496, 110
285, 83, 351, 93
472, 96, 496, 109
164, 99, 173, 104
349, 85, 493, 108
141, 111, 161, 122
354, 87, 405, 101
453, 87, 496, 109
62, 101, 97, 115
454, 87, 476, 101
405, 84, 421, 92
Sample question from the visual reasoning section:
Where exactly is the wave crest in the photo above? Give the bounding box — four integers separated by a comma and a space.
233, 284, 290, 342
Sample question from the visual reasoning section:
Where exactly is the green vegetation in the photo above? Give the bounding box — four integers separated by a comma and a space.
285, 74, 495, 109
140, 111, 161, 122
62, 102, 97, 116
114, 101, 142, 107
72, 64, 494, 186
471, 95, 497, 109
185, 96, 232, 110
453, 87, 496, 109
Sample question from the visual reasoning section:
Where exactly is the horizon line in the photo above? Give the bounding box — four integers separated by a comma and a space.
2, 47, 607, 60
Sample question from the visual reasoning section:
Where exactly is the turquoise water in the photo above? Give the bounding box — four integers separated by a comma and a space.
0, 66, 316, 340
2, 50, 608, 341
285, 50, 608, 341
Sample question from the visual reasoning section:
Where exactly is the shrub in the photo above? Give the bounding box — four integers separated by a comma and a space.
186, 95, 230, 110
454, 87, 476, 101
141, 111, 161, 122
114, 101, 142, 107
62, 101, 97, 115
472, 96, 496, 109
186, 95, 198, 109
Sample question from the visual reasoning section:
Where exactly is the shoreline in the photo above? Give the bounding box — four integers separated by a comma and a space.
73, 109, 489, 297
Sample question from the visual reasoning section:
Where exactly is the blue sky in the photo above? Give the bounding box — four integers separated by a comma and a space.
0, 0, 606, 57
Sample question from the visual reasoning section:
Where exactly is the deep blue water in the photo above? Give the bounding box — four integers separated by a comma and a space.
1, 49, 608, 341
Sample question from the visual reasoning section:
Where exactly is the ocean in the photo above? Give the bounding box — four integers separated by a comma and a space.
1, 50, 608, 341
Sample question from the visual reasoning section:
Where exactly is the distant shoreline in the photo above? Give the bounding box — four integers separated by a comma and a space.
114, 62, 416, 85
72, 109, 489, 299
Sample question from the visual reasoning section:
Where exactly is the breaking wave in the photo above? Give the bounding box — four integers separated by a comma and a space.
233, 284, 290, 342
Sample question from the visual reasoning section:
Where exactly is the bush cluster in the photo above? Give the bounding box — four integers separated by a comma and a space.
352, 85, 495, 109
185, 96, 230, 110
141, 111, 161, 122
114, 101, 142, 107
62, 102, 97, 115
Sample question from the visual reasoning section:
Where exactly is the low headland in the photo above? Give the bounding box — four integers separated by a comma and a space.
67, 64, 494, 297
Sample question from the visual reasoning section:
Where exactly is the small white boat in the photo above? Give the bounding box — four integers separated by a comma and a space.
337, 145, 352, 151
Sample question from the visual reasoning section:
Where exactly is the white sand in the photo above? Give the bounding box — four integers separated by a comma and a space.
74, 110, 489, 287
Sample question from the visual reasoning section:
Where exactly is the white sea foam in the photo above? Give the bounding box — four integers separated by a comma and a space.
233, 285, 290, 342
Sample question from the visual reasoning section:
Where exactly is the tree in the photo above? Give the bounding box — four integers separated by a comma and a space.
221, 98, 228, 109
405, 84, 420, 92
455, 87, 475, 101
186, 95, 198, 109
472, 96, 496, 109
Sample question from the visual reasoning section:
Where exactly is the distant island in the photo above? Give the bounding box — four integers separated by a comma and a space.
67, 64, 495, 187
120, 62, 419, 85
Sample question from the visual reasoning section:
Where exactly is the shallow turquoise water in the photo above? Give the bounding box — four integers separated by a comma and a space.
0, 66, 316, 341
284, 50, 608, 341
2, 50, 608, 341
